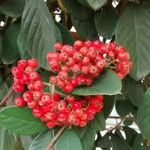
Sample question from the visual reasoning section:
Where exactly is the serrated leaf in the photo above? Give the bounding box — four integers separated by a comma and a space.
72, 70, 122, 95
137, 88, 150, 139
19, 0, 62, 70
1, 22, 20, 64
0, 107, 47, 135
91, 112, 105, 131
29, 130, 54, 150
62, 0, 93, 20
71, 16, 98, 40
0, 0, 25, 17
55, 129, 82, 150
116, 2, 150, 80
94, 7, 119, 39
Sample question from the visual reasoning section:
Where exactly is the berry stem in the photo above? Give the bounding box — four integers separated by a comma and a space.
46, 126, 66, 150
0, 86, 14, 107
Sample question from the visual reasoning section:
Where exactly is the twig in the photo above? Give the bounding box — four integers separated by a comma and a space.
46, 126, 66, 150
0, 86, 14, 107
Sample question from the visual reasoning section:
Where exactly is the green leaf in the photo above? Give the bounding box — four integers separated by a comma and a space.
55, 22, 74, 45
62, 0, 93, 20
116, 99, 137, 116
71, 16, 98, 40
132, 134, 149, 150
72, 70, 122, 95
1, 22, 20, 64
0, 107, 47, 135
55, 129, 82, 150
75, 124, 96, 150
137, 88, 150, 139
29, 130, 54, 150
123, 127, 137, 146
0, 76, 9, 100
122, 76, 145, 107
103, 95, 114, 118
0, 0, 25, 17
19, 0, 62, 70
116, 2, 150, 80
91, 112, 105, 131
0, 124, 17, 150
94, 7, 119, 39
20, 136, 33, 150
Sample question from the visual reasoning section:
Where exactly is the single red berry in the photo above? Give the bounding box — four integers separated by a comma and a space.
66, 95, 75, 103
17, 59, 28, 69
33, 90, 43, 101
52, 92, 61, 101
13, 83, 24, 93
54, 42, 63, 51
28, 58, 38, 68
73, 40, 83, 50
34, 80, 44, 90
47, 52, 59, 61
46, 121, 55, 128
114, 46, 125, 55
23, 91, 33, 102
32, 107, 43, 118
79, 47, 88, 56
29, 71, 40, 81
49, 76, 57, 84
83, 40, 92, 48
27, 101, 38, 109
63, 83, 74, 93
14, 97, 26, 107
12, 67, 23, 78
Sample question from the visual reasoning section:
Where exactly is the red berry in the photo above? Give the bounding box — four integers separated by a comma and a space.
54, 42, 63, 51
17, 59, 28, 69
29, 71, 40, 81
32, 107, 43, 118
28, 59, 38, 68
46, 121, 55, 128
73, 40, 83, 50
13, 83, 24, 93
63, 83, 74, 93
12, 67, 23, 78
23, 91, 33, 102
27, 101, 38, 109
14, 97, 26, 107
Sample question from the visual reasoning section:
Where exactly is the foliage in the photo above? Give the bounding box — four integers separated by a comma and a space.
0, 0, 150, 149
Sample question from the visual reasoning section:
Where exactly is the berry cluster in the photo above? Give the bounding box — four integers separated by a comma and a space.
12, 59, 103, 128
15, 94, 103, 128
47, 41, 132, 93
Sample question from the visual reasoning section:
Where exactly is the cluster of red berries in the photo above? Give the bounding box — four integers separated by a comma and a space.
12, 59, 103, 128
15, 94, 103, 128
47, 40, 132, 93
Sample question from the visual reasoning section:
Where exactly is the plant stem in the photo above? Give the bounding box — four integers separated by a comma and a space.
46, 126, 66, 150
0, 86, 14, 107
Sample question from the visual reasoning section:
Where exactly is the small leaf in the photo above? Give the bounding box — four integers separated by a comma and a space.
137, 88, 150, 139
55, 129, 82, 150
29, 130, 54, 150
0, 107, 47, 135
94, 7, 119, 39
71, 16, 98, 40
19, 0, 62, 70
72, 70, 122, 95
1, 21, 20, 64
116, 2, 150, 80
91, 112, 105, 131
0, 0, 25, 17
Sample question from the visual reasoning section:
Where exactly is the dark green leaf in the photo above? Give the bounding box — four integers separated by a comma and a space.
103, 95, 114, 118
0, 76, 9, 100
0, 107, 47, 135
19, 0, 62, 70
123, 127, 138, 146
1, 22, 20, 64
72, 70, 122, 95
116, 2, 150, 80
91, 112, 105, 131
132, 134, 149, 150
116, 99, 137, 116
0, 0, 25, 17
29, 130, 54, 150
55, 129, 82, 150
62, 0, 93, 20
122, 76, 145, 107
137, 88, 150, 139
55, 22, 74, 45
71, 16, 98, 40
94, 7, 119, 39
